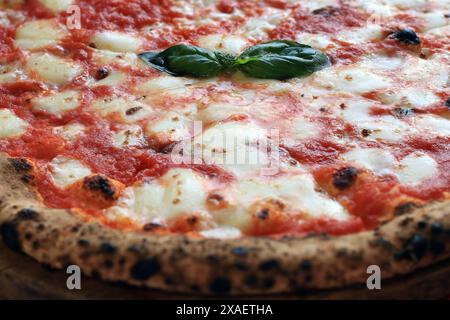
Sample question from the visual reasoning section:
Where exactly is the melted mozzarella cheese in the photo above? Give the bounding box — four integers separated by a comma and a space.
26, 53, 83, 84
400, 56, 448, 89
340, 99, 413, 142
92, 50, 144, 68
285, 117, 320, 144
145, 111, 190, 145
195, 121, 271, 177
197, 34, 247, 55
197, 102, 247, 123
0, 109, 28, 138
295, 33, 332, 50
342, 147, 439, 186
233, 173, 350, 220
379, 88, 440, 108
395, 153, 438, 186
49, 156, 91, 188
342, 147, 396, 176
91, 95, 153, 123
92, 31, 142, 53
415, 114, 450, 136
39, 0, 73, 12
31, 90, 81, 115
15, 19, 68, 49
53, 123, 85, 141
313, 63, 392, 94
199, 227, 242, 239
93, 70, 126, 86
111, 168, 210, 221
136, 76, 193, 98
113, 125, 147, 148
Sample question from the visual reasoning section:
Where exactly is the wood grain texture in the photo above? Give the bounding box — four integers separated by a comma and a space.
1, 242, 449, 300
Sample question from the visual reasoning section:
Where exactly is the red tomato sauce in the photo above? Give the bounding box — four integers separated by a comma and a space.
74, 0, 180, 31
269, 4, 369, 39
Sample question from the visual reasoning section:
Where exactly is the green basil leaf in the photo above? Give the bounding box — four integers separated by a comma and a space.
235, 40, 330, 80
139, 44, 234, 78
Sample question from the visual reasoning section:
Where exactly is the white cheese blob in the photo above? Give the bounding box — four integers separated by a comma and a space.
49, 156, 91, 188
15, 19, 68, 49
113, 125, 147, 148
26, 53, 83, 85
31, 90, 81, 115
38, 0, 74, 13
415, 115, 450, 137
136, 76, 193, 98
342, 147, 396, 176
395, 153, 438, 186
0, 109, 28, 138
232, 173, 350, 220
197, 34, 247, 55
145, 111, 190, 145
111, 168, 210, 222
92, 31, 142, 53
91, 95, 153, 123
53, 123, 85, 141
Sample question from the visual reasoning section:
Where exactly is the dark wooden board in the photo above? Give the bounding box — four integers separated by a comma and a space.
1, 241, 449, 299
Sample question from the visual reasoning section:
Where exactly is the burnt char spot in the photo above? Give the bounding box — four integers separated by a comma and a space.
143, 223, 162, 232
262, 278, 275, 289
396, 234, 428, 261
417, 220, 428, 230
130, 258, 161, 281
0, 222, 21, 252
257, 209, 269, 220
10, 158, 32, 173
446, 97, 450, 109
231, 247, 249, 256
259, 259, 279, 272
312, 6, 338, 16
332, 167, 358, 190
361, 129, 371, 137
125, 106, 142, 116
430, 240, 445, 255
103, 260, 114, 269
393, 107, 415, 117
95, 67, 109, 80
392, 29, 421, 45
84, 175, 116, 200
394, 202, 418, 216
431, 223, 444, 235
100, 242, 117, 254
244, 275, 258, 287
17, 208, 39, 221
299, 260, 312, 271
78, 239, 90, 247
209, 277, 231, 294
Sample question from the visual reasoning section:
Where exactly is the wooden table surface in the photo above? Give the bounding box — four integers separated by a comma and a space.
1, 241, 449, 299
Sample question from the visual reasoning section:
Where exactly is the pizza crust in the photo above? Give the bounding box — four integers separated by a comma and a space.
0, 154, 449, 295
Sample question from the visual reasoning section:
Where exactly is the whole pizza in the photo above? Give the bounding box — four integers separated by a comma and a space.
0, 0, 449, 295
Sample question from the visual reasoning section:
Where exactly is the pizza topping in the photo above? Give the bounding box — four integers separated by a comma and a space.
332, 167, 358, 190
49, 156, 91, 189
139, 44, 233, 78
15, 19, 68, 50
25, 53, 83, 85
139, 40, 330, 80
0, 109, 28, 138
31, 90, 81, 116
235, 40, 330, 80
392, 29, 421, 45
38, 0, 73, 13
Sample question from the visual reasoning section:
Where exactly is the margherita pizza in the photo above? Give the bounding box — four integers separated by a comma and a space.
0, 0, 449, 295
